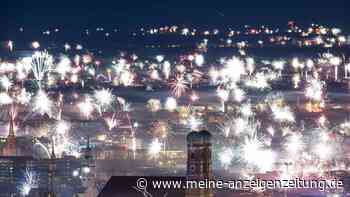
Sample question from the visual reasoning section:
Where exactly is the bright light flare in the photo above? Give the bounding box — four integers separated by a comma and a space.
305, 78, 324, 101
147, 98, 162, 112
0, 92, 13, 105
219, 148, 234, 168
148, 138, 163, 158
165, 97, 177, 112
32, 89, 53, 117
94, 89, 114, 112
78, 97, 95, 119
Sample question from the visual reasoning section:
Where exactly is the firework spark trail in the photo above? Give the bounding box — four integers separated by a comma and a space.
18, 169, 38, 196
104, 113, 120, 131
30, 51, 53, 87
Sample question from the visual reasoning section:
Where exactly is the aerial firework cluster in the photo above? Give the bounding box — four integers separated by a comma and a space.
0, 22, 349, 195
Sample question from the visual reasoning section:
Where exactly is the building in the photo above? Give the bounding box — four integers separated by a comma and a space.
186, 130, 213, 197
0, 106, 86, 196
0, 155, 85, 197
1, 108, 19, 156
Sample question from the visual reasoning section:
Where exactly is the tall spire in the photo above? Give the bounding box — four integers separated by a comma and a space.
8, 104, 16, 137
1, 104, 17, 156
51, 137, 56, 159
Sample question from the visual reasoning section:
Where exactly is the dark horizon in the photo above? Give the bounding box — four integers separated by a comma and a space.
1, 0, 347, 29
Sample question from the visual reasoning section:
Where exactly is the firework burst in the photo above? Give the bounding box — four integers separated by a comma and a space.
18, 169, 38, 196
30, 51, 54, 87
94, 89, 114, 113
32, 89, 54, 117
169, 75, 188, 98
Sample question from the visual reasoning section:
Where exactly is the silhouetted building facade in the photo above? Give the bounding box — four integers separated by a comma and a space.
0, 155, 85, 197
186, 130, 213, 197
1, 109, 19, 156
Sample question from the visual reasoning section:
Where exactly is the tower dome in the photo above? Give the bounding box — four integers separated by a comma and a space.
187, 130, 212, 144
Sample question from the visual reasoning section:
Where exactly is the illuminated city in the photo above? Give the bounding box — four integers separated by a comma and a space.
0, 0, 348, 196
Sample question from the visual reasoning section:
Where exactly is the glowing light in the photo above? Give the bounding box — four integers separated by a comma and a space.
83, 166, 91, 174
78, 97, 95, 118
64, 43, 71, 51
56, 56, 72, 79
51, 128, 79, 158
271, 104, 295, 123
272, 60, 285, 71
0, 76, 12, 91
194, 54, 204, 66
55, 121, 70, 135
216, 88, 229, 102
119, 70, 134, 86
306, 59, 314, 69
221, 57, 246, 83
286, 134, 303, 155
7, 40, 13, 51
73, 170, 79, 177
292, 58, 301, 69
148, 138, 162, 158
242, 137, 261, 164
233, 88, 245, 102
0, 92, 13, 105
315, 143, 332, 160
240, 103, 254, 117
104, 113, 120, 131
151, 121, 169, 138
245, 73, 270, 89
188, 115, 203, 131
32, 89, 54, 117
149, 69, 160, 80
190, 92, 199, 102
156, 55, 164, 63
305, 78, 324, 101
162, 61, 171, 79
242, 137, 275, 172
208, 67, 219, 85
94, 89, 114, 113
330, 56, 341, 66
219, 148, 234, 168
292, 74, 301, 88
165, 97, 177, 112
32, 41, 40, 49
147, 99, 162, 112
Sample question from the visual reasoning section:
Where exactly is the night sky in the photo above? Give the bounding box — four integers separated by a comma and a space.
1, 0, 347, 29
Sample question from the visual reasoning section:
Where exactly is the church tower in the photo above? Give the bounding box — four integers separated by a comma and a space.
1, 105, 18, 156
186, 130, 213, 197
